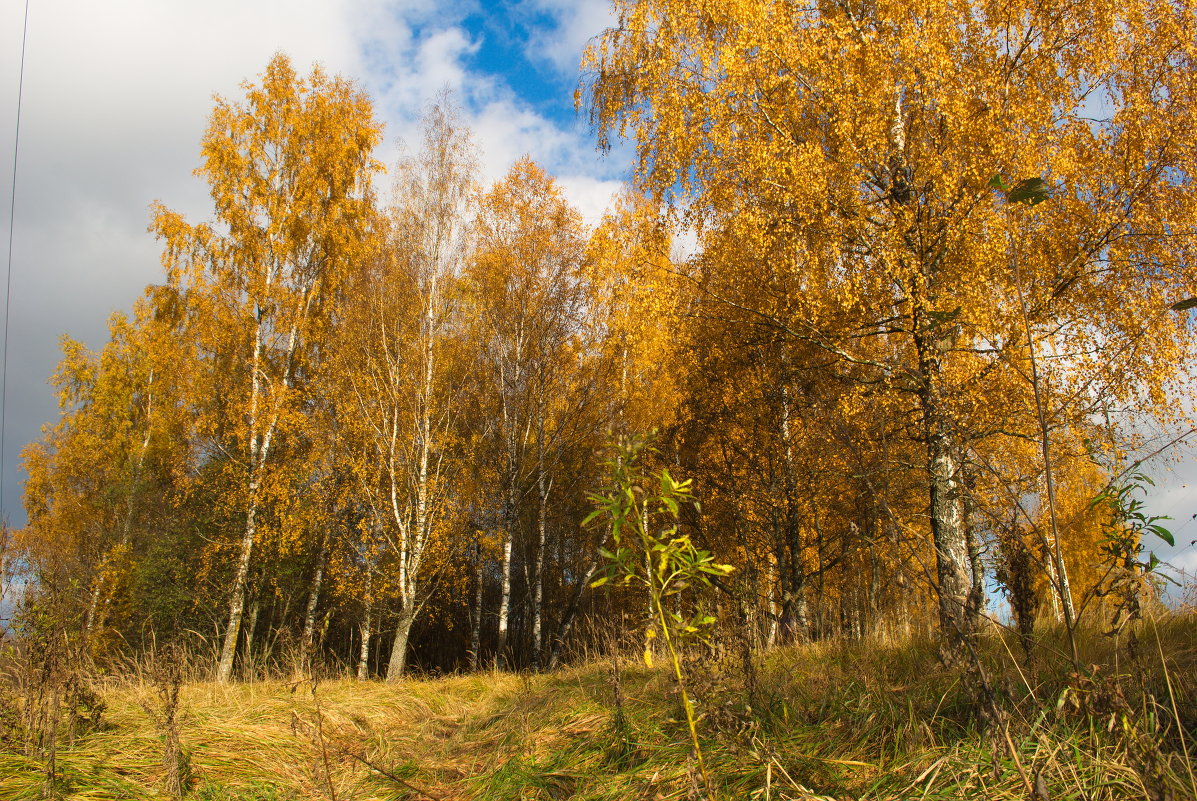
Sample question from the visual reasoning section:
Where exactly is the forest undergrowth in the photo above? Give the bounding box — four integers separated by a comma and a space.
1, 616, 1195, 801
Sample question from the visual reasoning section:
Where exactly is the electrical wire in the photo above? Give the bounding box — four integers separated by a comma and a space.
2, 0, 31, 524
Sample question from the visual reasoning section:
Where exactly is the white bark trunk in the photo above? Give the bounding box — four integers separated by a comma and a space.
217, 501, 260, 682
531, 415, 549, 670
777, 376, 810, 642
914, 301, 973, 664
357, 607, 372, 681
495, 531, 514, 669
1011, 240, 1075, 627
300, 537, 328, 671
219, 299, 289, 683
766, 558, 780, 648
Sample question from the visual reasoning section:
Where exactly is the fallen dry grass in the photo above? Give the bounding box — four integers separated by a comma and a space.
1, 615, 1195, 800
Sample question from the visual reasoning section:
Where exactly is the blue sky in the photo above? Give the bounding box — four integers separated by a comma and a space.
458, 2, 578, 115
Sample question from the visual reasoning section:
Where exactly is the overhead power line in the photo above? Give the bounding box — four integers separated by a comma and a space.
3, 0, 31, 523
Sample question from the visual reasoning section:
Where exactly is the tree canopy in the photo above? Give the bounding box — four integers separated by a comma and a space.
10, 6, 1197, 679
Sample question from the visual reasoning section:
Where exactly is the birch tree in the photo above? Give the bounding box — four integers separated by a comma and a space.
152, 54, 382, 682
334, 99, 477, 680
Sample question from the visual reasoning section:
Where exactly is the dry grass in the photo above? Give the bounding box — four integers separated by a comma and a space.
1, 614, 1195, 800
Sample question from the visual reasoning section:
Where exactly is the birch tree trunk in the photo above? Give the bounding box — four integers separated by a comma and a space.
217, 303, 300, 682
913, 302, 973, 664
385, 272, 439, 683
766, 558, 780, 648
1012, 260, 1076, 629
963, 475, 985, 633
495, 529, 515, 669
493, 336, 523, 671
386, 276, 437, 682
468, 539, 485, 671
218, 304, 282, 683
530, 416, 549, 670
219, 506, 259, 682
299, 536, 328, 673
357, 605, 373, 681
494, 349, 522, 669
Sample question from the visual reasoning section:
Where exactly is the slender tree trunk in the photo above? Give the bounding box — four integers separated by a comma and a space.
357, 605, 372, 681
776, 377, 810, 643
218, 281, 314, 683
218, 501, 260, 682
84, 583, 103, 639
495, 416, 518, 670
1013, 263, 1076, 628
766, 557, 780, 648
546, 550, 598, 671
495, 330, 524, 671
242, 592, 261, 679
868, 530, 881, 636
218, 309, 266, 683
531, 418, 549, 671
495, 530, 514, 669
964, 475, 985, 632
300, 537, 328, 672
814, 511, 827, 637
398, 275, 436, 676
319, 609, 331, 650
469, 538, 484, 671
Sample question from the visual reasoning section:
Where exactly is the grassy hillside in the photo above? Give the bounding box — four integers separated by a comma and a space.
2, 620, 1196, 800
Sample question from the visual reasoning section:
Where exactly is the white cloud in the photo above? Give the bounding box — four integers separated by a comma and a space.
524, 0, 615, 76
457, 96, 626, 225
471, 99, 574, 179
555, 173, 624, 227
1170, 548, 1197, 573
0, 0, 434, 519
